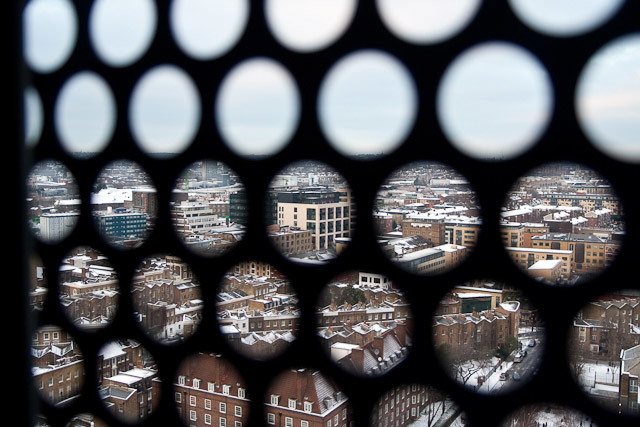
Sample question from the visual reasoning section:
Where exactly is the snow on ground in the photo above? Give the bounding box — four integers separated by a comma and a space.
532, 407, 596, 427
410, 399, 461, 426
518, 326, 543, 336
454, 357, 514, 393
575, 361, 619, 390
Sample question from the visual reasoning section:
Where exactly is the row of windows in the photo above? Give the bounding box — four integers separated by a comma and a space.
176, 377, 244, 398
37, 371, 79, 388
189, 411, 242, 427
184, 396, 243, 417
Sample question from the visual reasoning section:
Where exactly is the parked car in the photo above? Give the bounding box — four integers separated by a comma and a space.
499, 372, 509, 381
521, 350, 528, 357
527, 339, 536, 347
513, 354, 522, 363
513, 372, 521, 381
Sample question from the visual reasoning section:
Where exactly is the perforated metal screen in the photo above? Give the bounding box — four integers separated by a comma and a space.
14, 1, 640, 426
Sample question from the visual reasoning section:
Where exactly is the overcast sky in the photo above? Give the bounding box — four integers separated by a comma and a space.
22, 0, 639, 162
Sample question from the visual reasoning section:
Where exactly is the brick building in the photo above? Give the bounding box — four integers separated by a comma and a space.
370, 384, 437, 426
571, 296, 640, 358
265, 368, 352, 427
166, 353, 251, 426
31, 326, 84, 406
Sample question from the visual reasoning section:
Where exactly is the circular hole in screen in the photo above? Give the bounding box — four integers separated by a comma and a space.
170, 0, 249, 60
97, 338, 159, 423
89, 0, 157, 67
501, 403, 599, 426
437, 41, 553, 160
374, 161, 479, 275
433, 280, 545, 394
317, 270, 413, 377
25, 86, 44, 148
318, 49, 418, 159
568, 290, 639, 416
174, 352, 250, 424
502, 162, 624, 285
509, 0, 625, 37
376, 0, 482, 45
265, 0, 357, 52
171, 160, 246, 257
216, 261, 298, 360
264, 368, 352, 424
26, 159, 81, 244
371, 383, 467, 425
55, 71, 116, 158
23, 0, 77, 73
129, 64, 201, 158
267, 160, 353, 264
91, 160, 156, 249
131, 255, 202, 345
576, 32, 640, 163
215, 57, 300, 157
59, 246, 119, 331
31, 325, 84, 406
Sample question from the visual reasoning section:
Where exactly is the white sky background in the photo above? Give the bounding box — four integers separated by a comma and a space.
23, 0, 640, 162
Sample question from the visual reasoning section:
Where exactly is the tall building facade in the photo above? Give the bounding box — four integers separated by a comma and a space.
276, 190, 351, 251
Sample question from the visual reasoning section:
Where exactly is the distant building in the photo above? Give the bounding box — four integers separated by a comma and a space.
531, 232, 620, 274
267, 224, 314, 256
333, 325, 410, 376
171, 201, 226, 236
166, 353, 251, 426
99, 368, 158, 424
370, 384, 436, 426
619, 344, 640, 414
395, 246, 447, 275
275, 189, 351, 251
572, 296, 640, 359
131, 188, 158, 215
39, 212, 79, 241
528, 259, 563, 283
445, 219, 481, 247
358, 272, 392, 289
228, 190, 248, 226
505, 247, 572, 280
95, 208, 148, 245
501, 223, 524, 248
432, 301, 521, 355
264, 368, 352, 427
31, 326, 84, 407
401, 214, 446, 246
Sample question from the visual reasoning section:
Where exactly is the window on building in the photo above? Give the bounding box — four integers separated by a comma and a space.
220, 402, 226, 413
